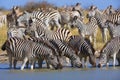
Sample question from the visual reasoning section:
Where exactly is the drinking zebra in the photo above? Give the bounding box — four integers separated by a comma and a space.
98, 36, 120, 67
1, 37, 60, 70
68, 35, 96, 67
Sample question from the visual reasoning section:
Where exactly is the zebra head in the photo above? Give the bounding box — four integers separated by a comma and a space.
25, 21, 39, 38
47, 53, 60, 70
71, 55, 83, 68
98, 51, 107, 68
67, 48, 82, 68
6, 12, 17, 28
87, 6, 98, 18
70, 16, 83, 28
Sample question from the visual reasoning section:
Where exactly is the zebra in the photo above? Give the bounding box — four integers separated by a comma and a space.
6, 12, 17, 28
60, 9, 84, 29
98, 36, 120, 68
88, 7, 120, 42
30, 36, 63, 69
1, 37, 60, 70
71, 16, 98, 48
30, 37, 82, 68
13, 6, 61, 29
89, 7, 120, 25
105, 21, 120, 38
25, 18, 72, 42
7, 27, 26, 39
103, 5, 116, 15
106, 12, 120, 25
6, 12, 27, 39
68, 35, 96, 67
60, 10, 73, 28
88, 7, 108, 43
49, 39, 82, 68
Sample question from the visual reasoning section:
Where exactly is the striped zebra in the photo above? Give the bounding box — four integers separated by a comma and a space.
88, 6, 120, 25
49, 39, 82, 68
60, 9, 84, 29
30, 36, 63, 69
13, 6, 61, 29
68, 35, 96, 67
6, 13, 17, 28
106, 12, 120, 25
88, 7, 108, 43
105, 21, 120, 38
25, 18, 72, 42
6, 12, 27, 39
71, 16, 98, 48
103, 5, 116, 15
1, 37, 59, 70
88, 7, 120, 42
98, 36, 120, 68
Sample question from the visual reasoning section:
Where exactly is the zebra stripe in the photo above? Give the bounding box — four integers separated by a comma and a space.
88, 8, 108, 43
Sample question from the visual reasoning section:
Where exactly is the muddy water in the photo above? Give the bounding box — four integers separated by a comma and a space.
0, 62, 120, 80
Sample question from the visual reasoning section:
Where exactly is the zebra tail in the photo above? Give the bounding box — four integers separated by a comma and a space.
1, 40, 7, 51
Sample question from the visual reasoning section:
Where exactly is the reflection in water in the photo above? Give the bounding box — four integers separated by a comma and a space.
0, 62, 120, 80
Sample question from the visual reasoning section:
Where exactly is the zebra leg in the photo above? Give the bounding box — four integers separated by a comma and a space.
46, 60, 53, 69
8, 55, 12, 69
26, 61, 29, 68
117, 58, 120, 66
93, 32, 97, 48
89, 36, 93, 43
104, 28, 108, 43
21, 57, 28, 70
65, 57, 70, 66
38, 59, 43, 68
113, 53, 117, 67
84, 57, 89, 68
101, 28, 107, 43
106, 57, 110, 67
30, 60, 35, 70
13, 59, 17, 69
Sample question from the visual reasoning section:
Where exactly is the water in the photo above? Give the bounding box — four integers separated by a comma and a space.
0, 62, 120, 80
